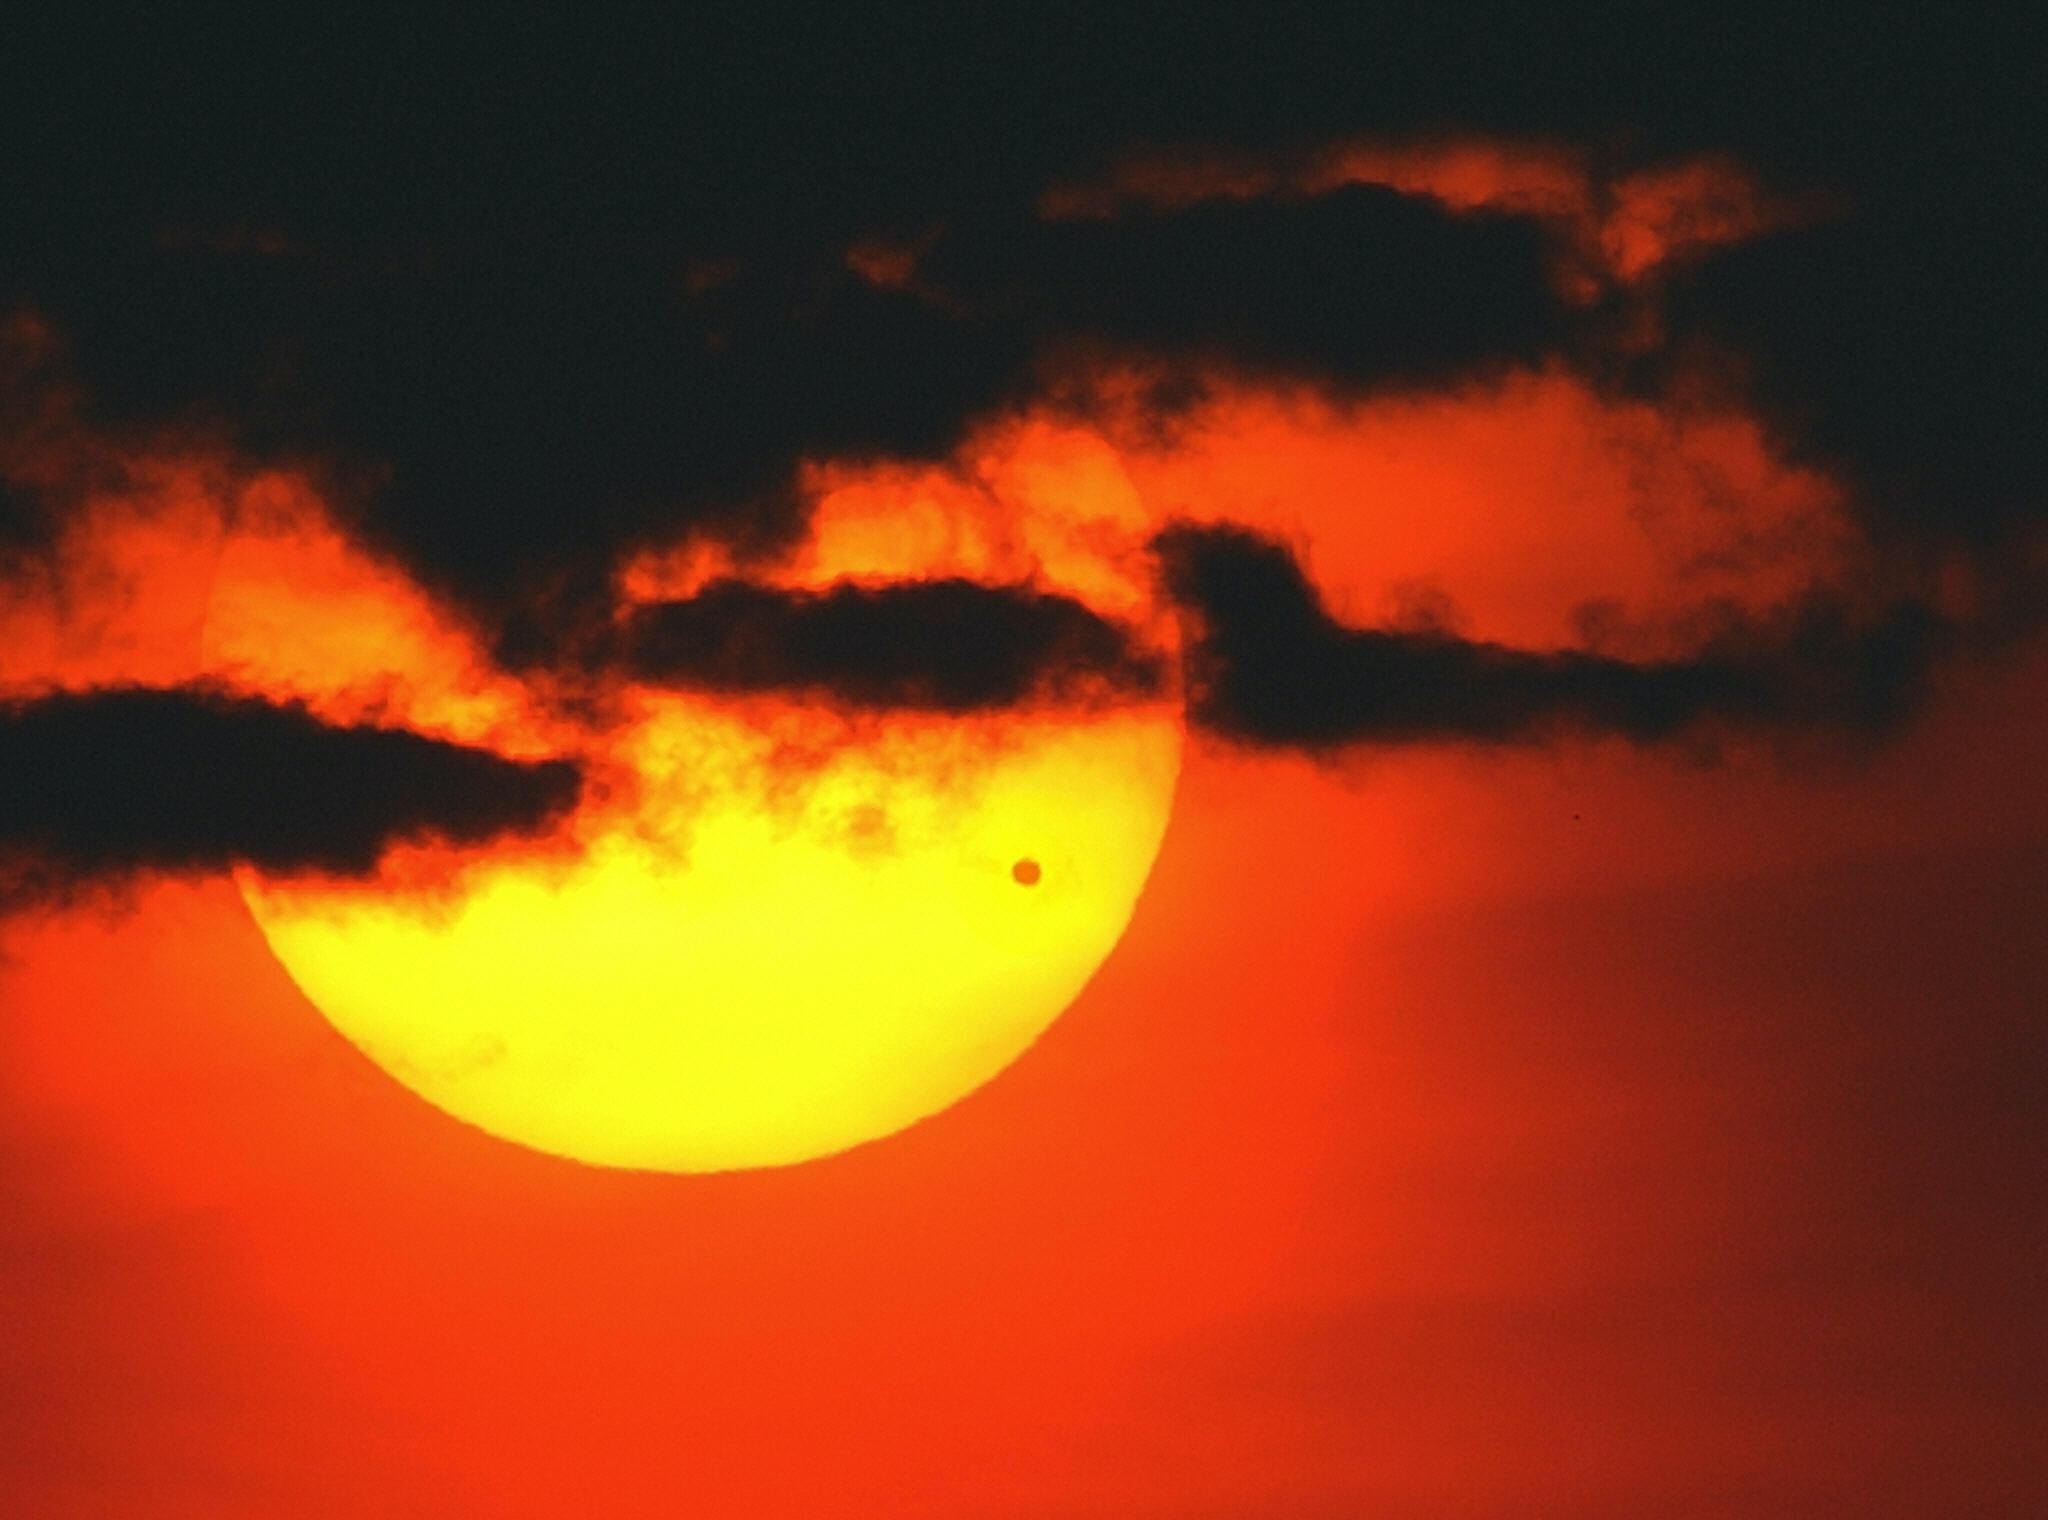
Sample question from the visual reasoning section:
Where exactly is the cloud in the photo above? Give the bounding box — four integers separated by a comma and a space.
615, 578, 1164, 714
1661, 203, 2044, 547
0, 182, 1560, 639
0, 475, 39, 553
923, 183, 1559, 391
0, 685, 581, 906
1038, 138, 1810, 297
1155, 523, 1942, 749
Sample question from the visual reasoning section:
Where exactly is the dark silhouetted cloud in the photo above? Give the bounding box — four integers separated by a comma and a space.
1660, 191, 2044, 549
1154, 523, 1944, 750
0, 686, 581, 905
618, 579, 1163, 714
0, 475, 38, 554
923, 184, 1558, 393
0, 189, 1556, 635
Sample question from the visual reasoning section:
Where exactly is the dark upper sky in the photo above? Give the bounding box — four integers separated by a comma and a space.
5, 9, 2039, 589
0, 8, 2041, 890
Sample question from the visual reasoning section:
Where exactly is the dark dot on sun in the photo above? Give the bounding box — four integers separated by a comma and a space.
1011, 858, 1042, 886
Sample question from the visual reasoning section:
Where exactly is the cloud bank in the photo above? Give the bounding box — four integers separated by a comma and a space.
0, 686, 581, 906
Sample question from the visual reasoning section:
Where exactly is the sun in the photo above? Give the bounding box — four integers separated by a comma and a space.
239, 697, 1179, 1171
203, 468, 1181, 1172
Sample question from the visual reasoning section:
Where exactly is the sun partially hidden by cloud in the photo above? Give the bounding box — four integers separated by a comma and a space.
188, 398, 1187, 1171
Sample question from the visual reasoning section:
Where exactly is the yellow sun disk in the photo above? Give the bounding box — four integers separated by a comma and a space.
241, 702, 1181, 1171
